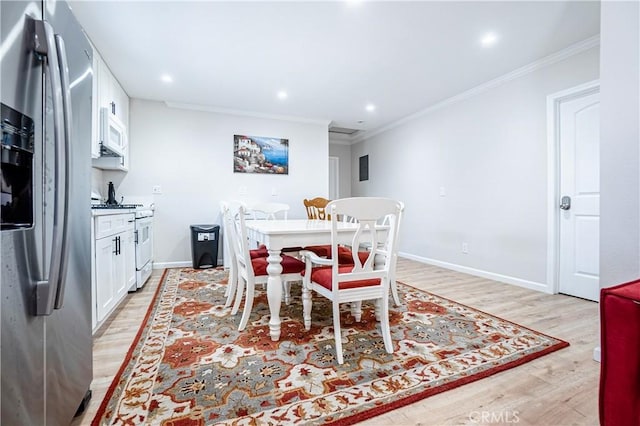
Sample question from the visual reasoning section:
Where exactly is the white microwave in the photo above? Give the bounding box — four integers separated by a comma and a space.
100, 107, 126, 157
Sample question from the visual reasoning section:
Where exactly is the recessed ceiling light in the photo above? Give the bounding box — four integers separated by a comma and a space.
365, 104, 376, 112
277, 90, 288, 100
481, 33, 498, 47
160, 74, 173, 83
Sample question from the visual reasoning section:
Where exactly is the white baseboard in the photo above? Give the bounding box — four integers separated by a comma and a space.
153, 261, 192, 269
399, 252, 551, 293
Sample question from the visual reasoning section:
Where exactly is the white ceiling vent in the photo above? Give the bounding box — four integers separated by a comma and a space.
329, 126, 360, 136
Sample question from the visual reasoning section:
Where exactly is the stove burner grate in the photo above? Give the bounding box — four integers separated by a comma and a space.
91, 203, 142, 209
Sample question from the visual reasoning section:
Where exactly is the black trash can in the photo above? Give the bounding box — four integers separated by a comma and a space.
190, 224, 220, 268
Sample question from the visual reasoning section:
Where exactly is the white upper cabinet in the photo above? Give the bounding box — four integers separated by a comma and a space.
91, 51, 130, 171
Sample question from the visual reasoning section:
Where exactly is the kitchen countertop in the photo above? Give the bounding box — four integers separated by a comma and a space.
91, 208, 137, 217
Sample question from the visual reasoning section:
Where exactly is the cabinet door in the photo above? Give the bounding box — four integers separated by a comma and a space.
91, 52, 130, 171
113, 233, 127, 301
112, 79, 130, 170
97, 55, 112, 111
113, 82, 129, 127
95, 236, 116, 323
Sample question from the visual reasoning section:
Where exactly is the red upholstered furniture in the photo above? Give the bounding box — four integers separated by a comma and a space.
599, 279, 640, 426
301, 197, 403, 364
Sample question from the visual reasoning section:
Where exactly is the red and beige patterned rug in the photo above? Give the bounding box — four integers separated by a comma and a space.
92, 267, 568, 426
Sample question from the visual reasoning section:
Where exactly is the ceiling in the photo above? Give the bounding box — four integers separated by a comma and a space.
68, 1, 600, 142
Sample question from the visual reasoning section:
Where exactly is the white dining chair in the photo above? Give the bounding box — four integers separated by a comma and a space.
244, 201, 291, 251
229, 203, 305, 330
301, 197, 402, 364
220, 201, 271, 309
246, 201, 290, 220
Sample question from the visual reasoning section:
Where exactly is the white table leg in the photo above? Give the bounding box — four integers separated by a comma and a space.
266, 248, 283, 341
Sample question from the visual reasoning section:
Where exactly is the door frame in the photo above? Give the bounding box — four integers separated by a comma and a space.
329, 156, 339, 199
546, 79, 600, 294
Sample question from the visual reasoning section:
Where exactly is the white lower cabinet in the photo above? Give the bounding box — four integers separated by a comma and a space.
93, 212, 136, 328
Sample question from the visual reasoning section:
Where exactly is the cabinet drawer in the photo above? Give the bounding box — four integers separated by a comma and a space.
95, 213, 134, 239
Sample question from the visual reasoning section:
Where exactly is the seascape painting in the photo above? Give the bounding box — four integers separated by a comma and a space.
233, 134, 289, 174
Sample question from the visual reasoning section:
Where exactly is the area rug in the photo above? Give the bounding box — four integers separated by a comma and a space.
92, 267, 569, 426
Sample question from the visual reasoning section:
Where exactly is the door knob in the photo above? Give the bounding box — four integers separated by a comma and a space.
560, 196, 571, 210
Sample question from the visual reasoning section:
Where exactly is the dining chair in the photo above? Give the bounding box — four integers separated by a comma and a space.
246, 201, 290, 220
244, 201, 293, 250
301, 197, 402, 364
220, 201, 269, 309
303, 197, 332, 257
303, 197, 331, 220
229, 203, 305, 330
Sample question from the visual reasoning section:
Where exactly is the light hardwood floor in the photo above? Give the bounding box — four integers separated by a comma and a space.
73, 258, 600, 426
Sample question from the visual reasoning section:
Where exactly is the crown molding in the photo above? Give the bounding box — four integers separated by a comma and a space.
165, 102, 332, 126
352, 34, 601, 144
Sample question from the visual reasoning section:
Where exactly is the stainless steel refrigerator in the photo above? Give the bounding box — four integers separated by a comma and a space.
1, 0, 93, 424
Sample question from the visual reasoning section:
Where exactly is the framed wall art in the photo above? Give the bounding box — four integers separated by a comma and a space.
233, 134, 289, 174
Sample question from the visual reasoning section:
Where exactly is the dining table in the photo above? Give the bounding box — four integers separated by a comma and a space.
244, 218, 366, 341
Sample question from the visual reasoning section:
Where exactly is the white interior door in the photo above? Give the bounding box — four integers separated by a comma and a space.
558, 91, 600, 301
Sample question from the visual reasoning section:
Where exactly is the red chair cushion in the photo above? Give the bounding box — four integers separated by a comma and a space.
250, 244, 302, 258
304, 244, 331, 258
251, 254, 305, 276
336, 246, 370, 265
249, 244, 268, 259
309, 265, 381, 290
304, 245, 370, 265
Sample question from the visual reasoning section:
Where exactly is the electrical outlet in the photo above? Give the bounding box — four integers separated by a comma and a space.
462, 242, 469, 254
239, 186, 247, 195
439, 187, 446, 197
271, 187, 278, 196
152, 185, 162, 194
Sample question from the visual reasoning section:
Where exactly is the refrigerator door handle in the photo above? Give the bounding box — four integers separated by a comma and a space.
53, 33, 72, 310
34, 21, 67, 316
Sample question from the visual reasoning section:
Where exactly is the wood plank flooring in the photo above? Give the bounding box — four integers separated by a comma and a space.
72, 258, 600, 426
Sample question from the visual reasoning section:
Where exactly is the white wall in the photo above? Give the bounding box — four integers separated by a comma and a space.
351, 47, 600, 292
599, 0, 640, 288
329, 142, 352, 198
108, 100, 329, 267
